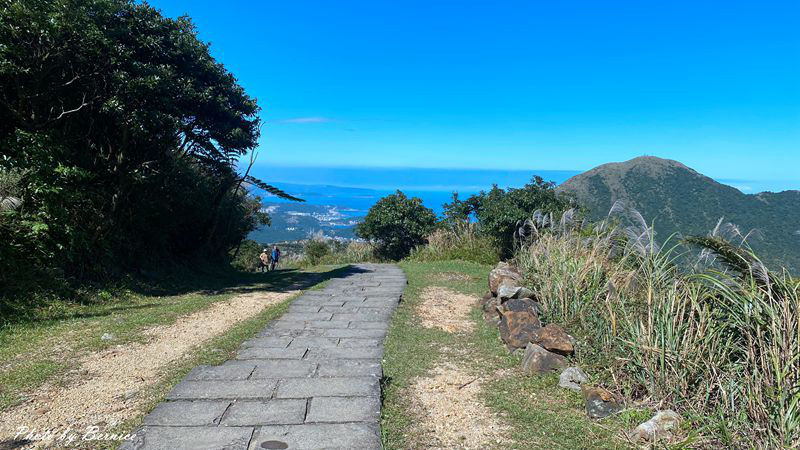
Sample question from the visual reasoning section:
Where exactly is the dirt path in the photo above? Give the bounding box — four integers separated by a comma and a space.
411, 363, 509, 449
0, 289, 296, 447
410, 286, 509, 449
417, 286, 476, 333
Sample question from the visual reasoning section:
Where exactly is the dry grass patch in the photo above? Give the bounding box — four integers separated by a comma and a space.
416, 286, 477, 333
0, 289, 296, 444
410, 363, 509, 449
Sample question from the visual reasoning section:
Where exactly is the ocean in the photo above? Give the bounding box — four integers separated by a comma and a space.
249, 166, 582, 216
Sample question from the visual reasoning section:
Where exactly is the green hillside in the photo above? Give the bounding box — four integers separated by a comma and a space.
557, 156, 800, 272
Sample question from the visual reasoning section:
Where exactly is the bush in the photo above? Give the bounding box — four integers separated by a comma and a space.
230, 240, 264, 272
444, 176, 575, 258
515, 210, 800, 447
356, 191, 437, 260
291, 240, 380, 267
304, 239, 331, 265
409, 222, 500, 265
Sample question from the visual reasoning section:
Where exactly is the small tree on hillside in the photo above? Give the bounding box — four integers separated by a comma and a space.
455, 176, 575, 258
356, 191, 437, 260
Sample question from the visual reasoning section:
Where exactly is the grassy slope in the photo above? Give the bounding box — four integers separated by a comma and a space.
0, 266, 343, 412
382, 260, 634, 449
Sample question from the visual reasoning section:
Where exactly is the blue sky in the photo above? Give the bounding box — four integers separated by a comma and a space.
151, 0, 799, 191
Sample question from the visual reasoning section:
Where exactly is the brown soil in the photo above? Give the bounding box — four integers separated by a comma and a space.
417, 286, 477, 333
0, 289, 296, 447
410, 363, 509, 449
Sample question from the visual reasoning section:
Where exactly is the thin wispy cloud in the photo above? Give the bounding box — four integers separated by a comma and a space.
273, 117, 334, 124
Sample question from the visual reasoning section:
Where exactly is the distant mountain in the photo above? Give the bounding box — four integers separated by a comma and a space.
557, 156, 800, 272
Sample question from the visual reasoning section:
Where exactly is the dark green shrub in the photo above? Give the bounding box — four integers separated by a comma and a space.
444, 176, 574, 258
356, 191, 437, 260
304, 239, 331, 265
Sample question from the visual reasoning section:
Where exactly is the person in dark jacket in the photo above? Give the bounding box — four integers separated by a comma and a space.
269, 245, 281, 271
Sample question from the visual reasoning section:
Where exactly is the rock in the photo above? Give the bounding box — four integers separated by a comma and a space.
531, 324, 574, 356
496, 285, 537, 301
488, 262, 522, 295
498, 299, 542, 349
101, 332, 114, 341
481, 291, 494, 304
631, 410, 681, 442
482, 296, 500, 323
582, 386, 623, 419
521, 343, 568, 374
558, 367, 588, 391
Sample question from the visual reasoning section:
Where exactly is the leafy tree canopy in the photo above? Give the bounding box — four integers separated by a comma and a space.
356, 191, 437, 260
444, 176, 575, 257
0, 0, 297, 293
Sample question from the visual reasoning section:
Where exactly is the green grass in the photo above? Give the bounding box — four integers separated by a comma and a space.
0, 266, 345, 412
381, 260, 634, 449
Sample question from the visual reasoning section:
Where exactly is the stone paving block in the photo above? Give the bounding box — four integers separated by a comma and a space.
306, 396, 381, 423
266, 320, 308, 330
186, 362, 256, 381
143, 400, 230, 426
279, 312, 333, 322
303, 347, 383, 360
166, 379, 277, 400
331, 313, 391, 322
319, 305, 360, 313
287, 305, 322, 313
248, 423, 381, 450
348, 321, 390, 330
316, 360, 382, 378
287, 337, 340, 349
251, 360, 317, 379
221, 399, 307, 425
338, 338, 381, 348
275, 377, 379, 398
358, 306, 395, 313
306, 320, 350, 329
331, 296, 366, 302
257, 328, 323, 338
241, 337, 292, 348
320, 300, 346, 306
237, 347, 308, 360
342, 301, 367, 308
121, 426, 254, 450
322, 328, 386, 338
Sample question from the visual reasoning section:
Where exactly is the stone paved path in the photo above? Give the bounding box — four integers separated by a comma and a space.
122, 264, 405, 450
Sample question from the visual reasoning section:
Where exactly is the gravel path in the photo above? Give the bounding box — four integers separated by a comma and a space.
122, 264, 405, 450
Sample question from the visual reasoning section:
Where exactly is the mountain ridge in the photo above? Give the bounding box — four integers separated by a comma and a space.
557, 156, 800, 272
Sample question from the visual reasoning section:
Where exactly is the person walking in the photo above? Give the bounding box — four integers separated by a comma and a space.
258, 248, 270, 273
269, 245, 281, 271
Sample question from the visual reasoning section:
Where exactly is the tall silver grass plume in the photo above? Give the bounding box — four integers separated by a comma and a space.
0, 196, 22, 211
751, 260, 772, 288
710, 217, 725, 237
559, 208, 576, 233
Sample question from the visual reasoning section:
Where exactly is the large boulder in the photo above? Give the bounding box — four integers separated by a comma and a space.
498, 298, 541, 349
582, 386, 624, 419
631, 410, 681, 442
488, 262, 522, 295
530, 324, 574, 356
521, 343, 568, 374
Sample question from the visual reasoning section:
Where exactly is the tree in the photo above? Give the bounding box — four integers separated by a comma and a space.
356, 191, 437, 260
0, 0, 299, 291
464, 177, 574, 257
